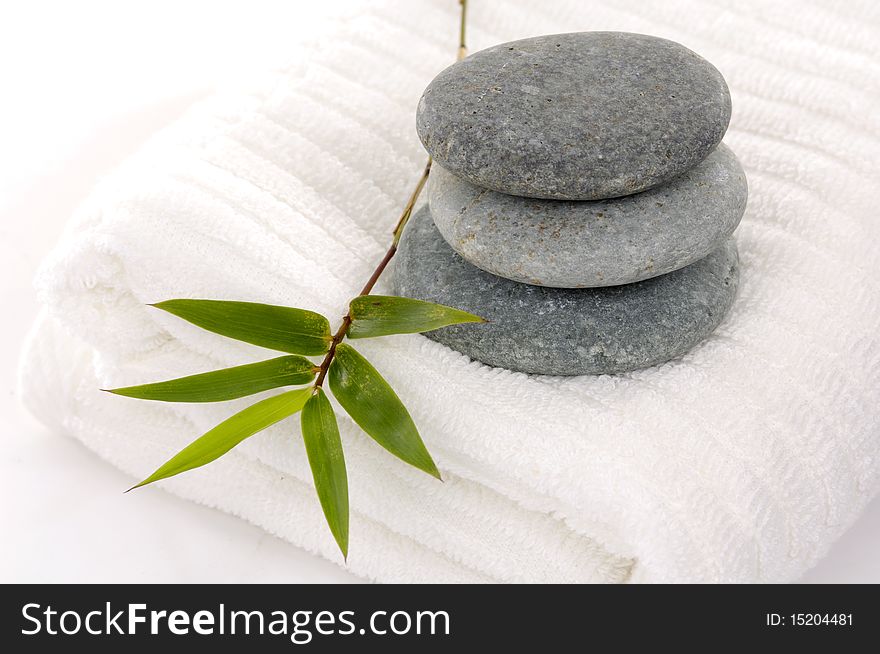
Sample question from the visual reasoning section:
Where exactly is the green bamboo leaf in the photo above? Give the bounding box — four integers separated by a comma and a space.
347, 295, 486, 339
106, 356, 317, 403
129, 387, 311, 491
152, 299, 331, 355
301, 389, 349, 558
328, 343, 440, 479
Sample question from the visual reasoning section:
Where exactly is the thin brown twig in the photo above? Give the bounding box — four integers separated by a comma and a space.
458, 0, 468, 61
314, 1, 468, 389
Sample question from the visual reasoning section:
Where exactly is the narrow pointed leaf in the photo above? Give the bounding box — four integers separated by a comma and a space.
130, 387, 311, 491
347, 295, 486, 339
328, 343, 440, 479
106, 356, 317, 403
301, 389, 349, 558
152, 299, 331, 355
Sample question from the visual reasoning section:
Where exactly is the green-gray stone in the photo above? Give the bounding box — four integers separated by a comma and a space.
392, 205, 739, 376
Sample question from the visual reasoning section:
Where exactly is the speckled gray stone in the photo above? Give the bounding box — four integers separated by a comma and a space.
428, 143, 747, 288
393, 205, 739, 376
416, 32, 732, 200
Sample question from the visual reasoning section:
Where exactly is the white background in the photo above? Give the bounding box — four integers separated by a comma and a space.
1, 0, 877, 583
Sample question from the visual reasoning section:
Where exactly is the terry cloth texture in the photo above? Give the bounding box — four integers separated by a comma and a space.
20, 0, 880, 582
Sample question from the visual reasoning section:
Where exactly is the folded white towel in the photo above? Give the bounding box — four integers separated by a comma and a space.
20, 0, 880, 583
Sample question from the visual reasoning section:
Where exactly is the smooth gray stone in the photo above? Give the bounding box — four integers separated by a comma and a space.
416, 32, 731, 200
393, 205, 739, 376
428, 144, 747, 288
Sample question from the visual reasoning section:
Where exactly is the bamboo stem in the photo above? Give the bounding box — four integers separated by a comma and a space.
314, 1, 468, 388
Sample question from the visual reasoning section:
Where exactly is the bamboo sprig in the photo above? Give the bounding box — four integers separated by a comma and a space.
110, 0, 478, 560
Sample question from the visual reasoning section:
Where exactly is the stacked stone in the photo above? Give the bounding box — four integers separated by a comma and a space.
394, 32, 747, 376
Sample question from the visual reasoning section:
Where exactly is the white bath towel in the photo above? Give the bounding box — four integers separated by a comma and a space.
19, 0, 880, 583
